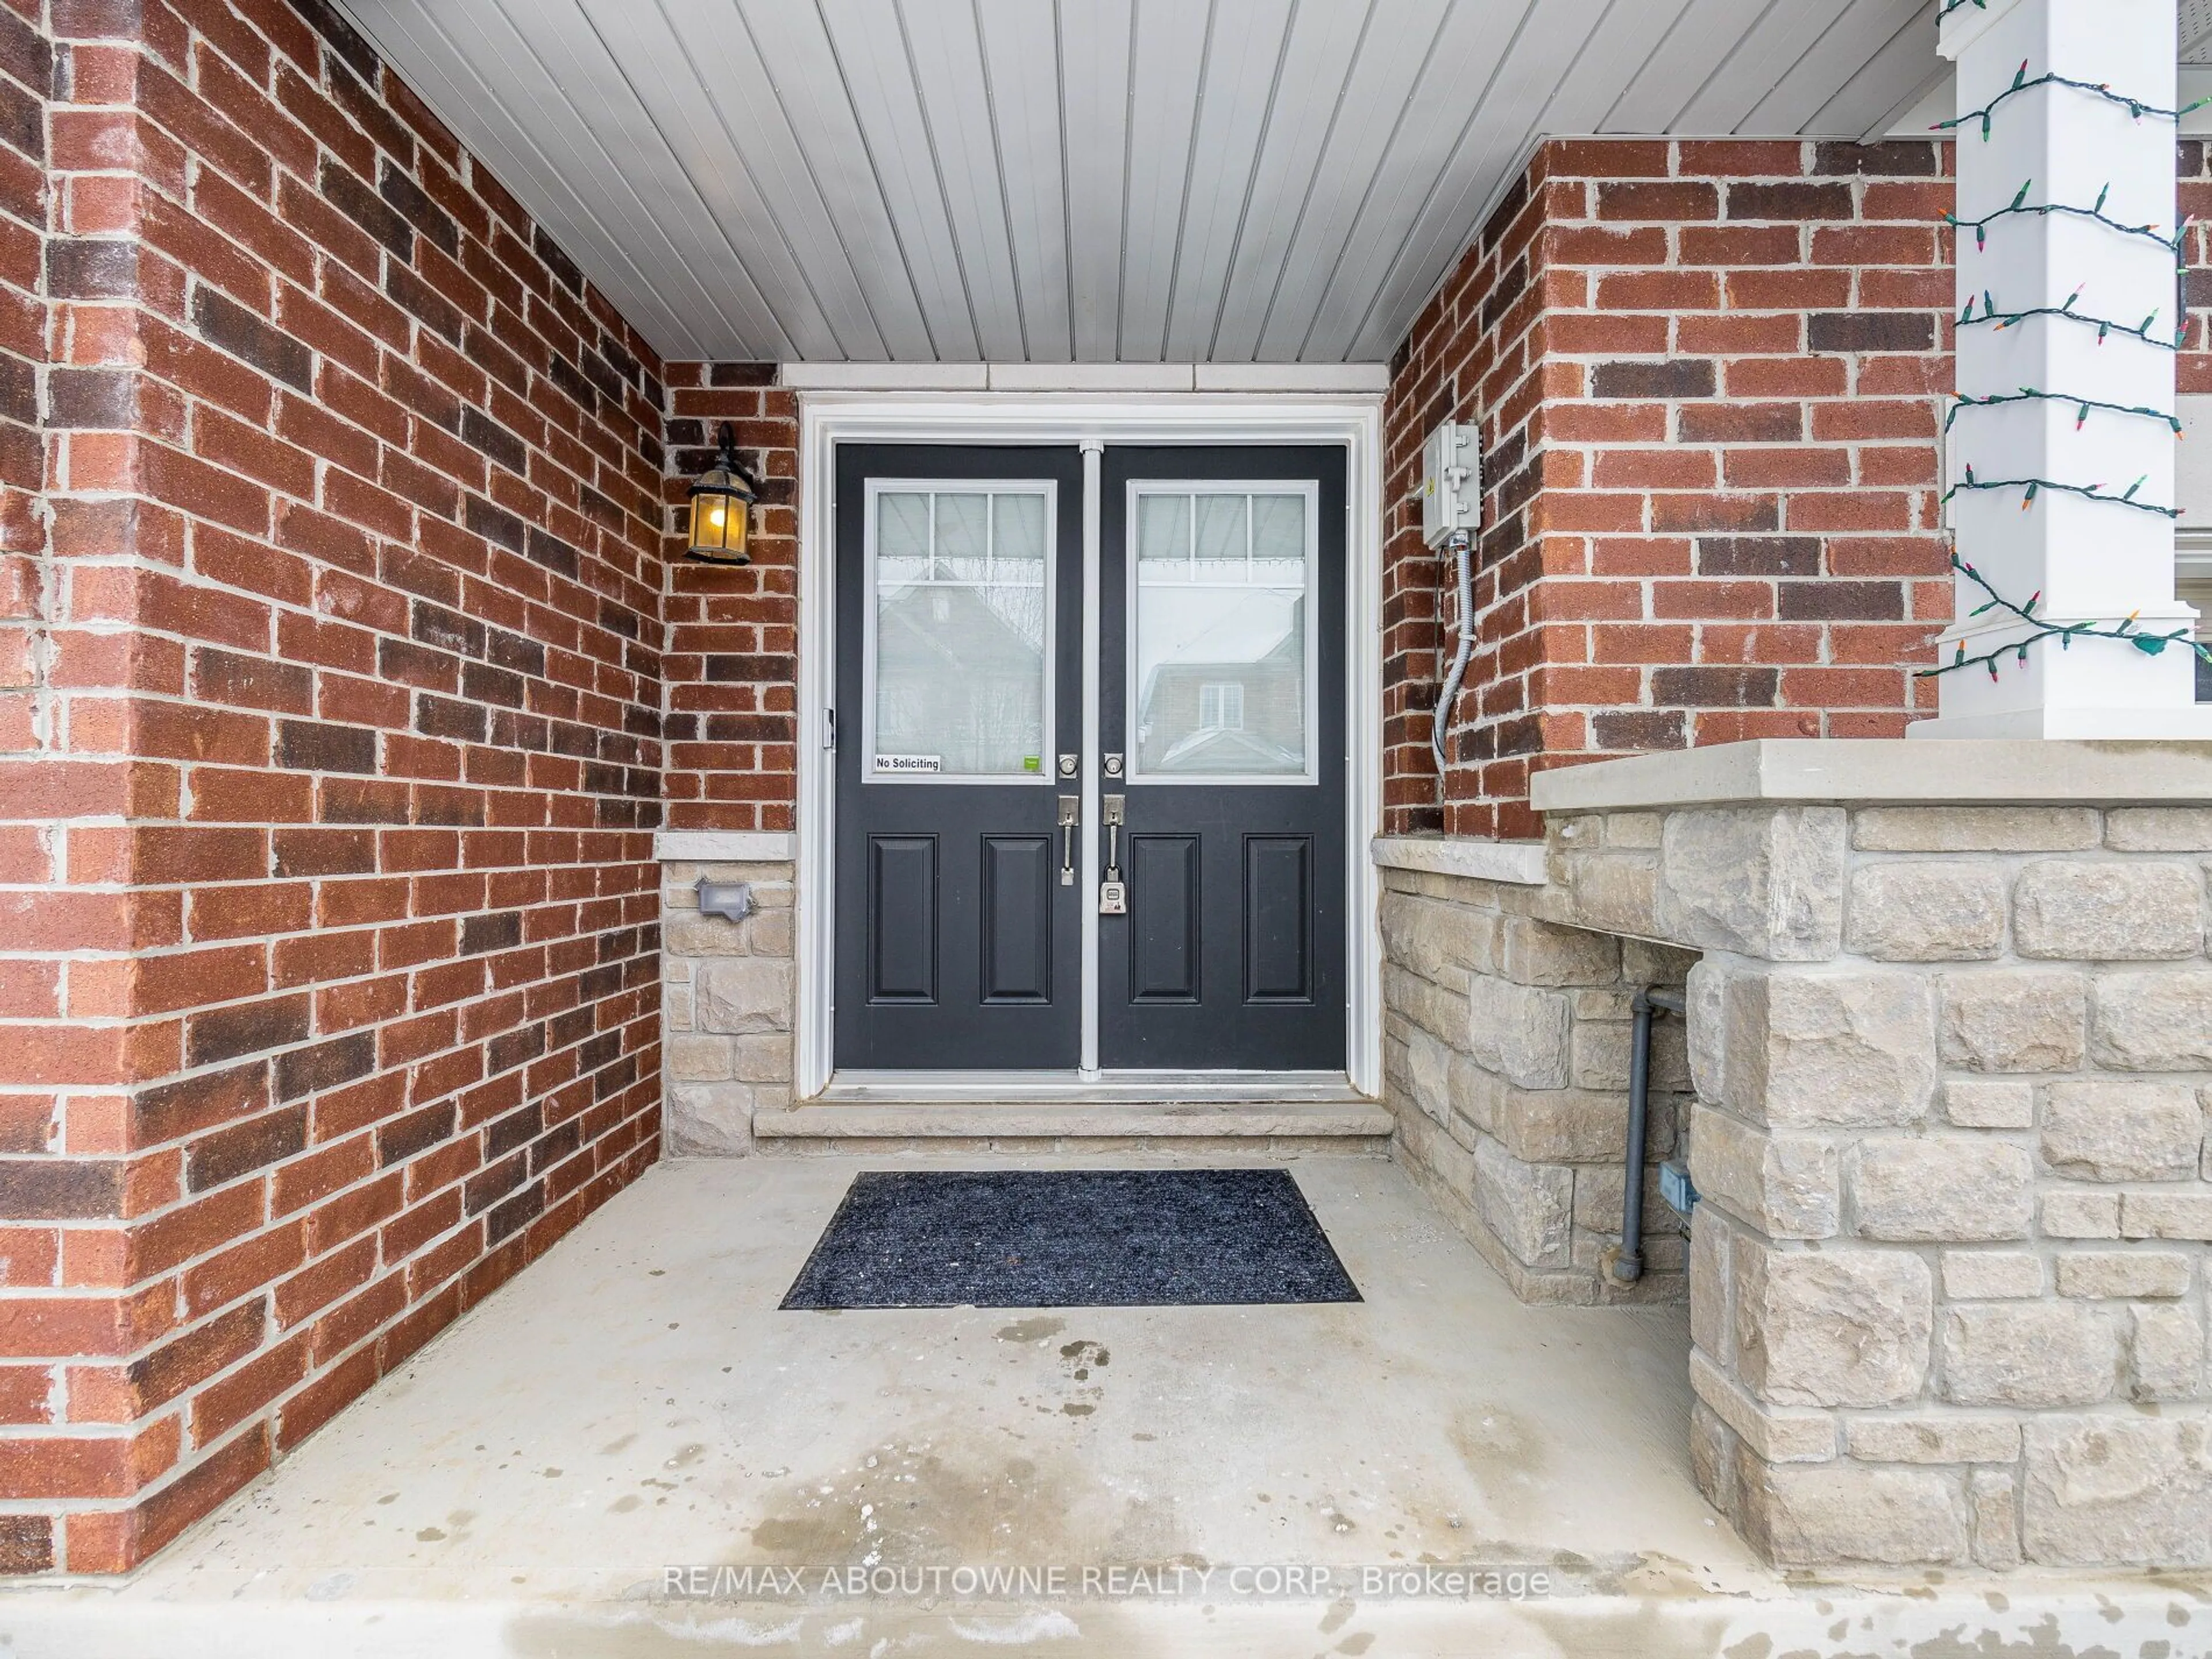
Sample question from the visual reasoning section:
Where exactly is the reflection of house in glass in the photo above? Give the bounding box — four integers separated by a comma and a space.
1138, 594, 1306, 774
874, 569, 1046, 775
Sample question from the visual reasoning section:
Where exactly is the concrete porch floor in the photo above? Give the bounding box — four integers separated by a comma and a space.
4, 1153, 2206, 1657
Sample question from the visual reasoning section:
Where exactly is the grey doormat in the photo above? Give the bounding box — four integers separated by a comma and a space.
779, 1169, 1361, 1309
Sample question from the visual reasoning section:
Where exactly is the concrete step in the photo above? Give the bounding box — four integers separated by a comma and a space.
752, 1099, 1394, 1145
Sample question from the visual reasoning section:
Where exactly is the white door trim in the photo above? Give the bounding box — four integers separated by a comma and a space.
794, 391, 1385, 1101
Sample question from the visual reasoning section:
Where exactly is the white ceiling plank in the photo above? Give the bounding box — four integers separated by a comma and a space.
1603, 0, 1790, 134
734, 0, 937, 361
976, 0, 1074, 361
1116, 0, 1214, 361
1206, 0, 1377, 362
338, 0, 1953, 366
900, 1, 1029, 361
1752, 0, 1938, 137
1537, 0, 1697, 135
1159, 0, 1296, 362
574, 0, 859, 360
1342, 6, 1599, 363
347, 0, 713, 354
1673, 0, 1865, 134
1255, 0, 1459, 361
816, 0, 983, 359
1302, 0, 1568, 362
480, 0, 793, 355
1059, 0, 1135, 361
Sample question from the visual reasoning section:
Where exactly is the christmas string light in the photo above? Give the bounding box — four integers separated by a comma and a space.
1942, 388, 2183, 434
1918, 556, 2212, 681
1936, 0, 1983, 17
1947, 180, 2185, 257
1957, 286, 2178, 349
1939, 61, 2212, 139
1942, 464, 2179, 518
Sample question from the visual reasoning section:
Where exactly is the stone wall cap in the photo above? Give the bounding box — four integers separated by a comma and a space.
1529, 739, 2212, 813
1371, 835, 1547, 885
656, 831, 797, 862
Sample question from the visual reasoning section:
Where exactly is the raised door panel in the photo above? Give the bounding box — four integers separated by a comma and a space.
1128, 834, 1200, 1003
980, 835, 1053, 1004
1244, 835, 1313, 1003
867, 835, 936, 1003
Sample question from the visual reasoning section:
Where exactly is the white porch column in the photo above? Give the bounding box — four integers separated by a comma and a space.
1922, 0, 2212, 738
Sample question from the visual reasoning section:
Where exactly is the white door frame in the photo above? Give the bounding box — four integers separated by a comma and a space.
794, 392, 1385, 1100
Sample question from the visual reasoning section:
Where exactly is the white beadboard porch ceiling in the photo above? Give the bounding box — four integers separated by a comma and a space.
332, 0, 1953, 365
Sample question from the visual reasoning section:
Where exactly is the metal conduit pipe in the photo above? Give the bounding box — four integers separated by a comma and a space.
1430, 527, 1474, 770
1610, 985, 1685, 1285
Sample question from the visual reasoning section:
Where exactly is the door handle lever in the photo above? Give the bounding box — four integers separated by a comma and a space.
1057, 795, 1079, 886
1099, 793, 1127, 914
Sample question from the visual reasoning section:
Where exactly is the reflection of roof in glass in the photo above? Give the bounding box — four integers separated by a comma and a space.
1154, 726, 1302, 772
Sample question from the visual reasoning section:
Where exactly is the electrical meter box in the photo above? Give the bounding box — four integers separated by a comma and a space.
1419, 421, 1480, 547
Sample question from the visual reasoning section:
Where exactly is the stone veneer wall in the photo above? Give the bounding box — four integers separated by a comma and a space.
1381, 861, 1696, 1304
1382, 786, 2212, 1571
658, 858, 794, 1154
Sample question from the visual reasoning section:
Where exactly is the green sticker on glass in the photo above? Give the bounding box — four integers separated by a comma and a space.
1023, 756, 1041, 772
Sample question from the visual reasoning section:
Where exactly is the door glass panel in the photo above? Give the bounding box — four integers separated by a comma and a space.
1130, 487, 1312, 779
870, 485, 1052, 779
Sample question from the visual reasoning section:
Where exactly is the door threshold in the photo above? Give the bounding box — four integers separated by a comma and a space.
815, 1070, 1369, 1106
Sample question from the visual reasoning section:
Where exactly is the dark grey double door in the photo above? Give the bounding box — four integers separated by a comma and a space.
833, 442, 1346, 1073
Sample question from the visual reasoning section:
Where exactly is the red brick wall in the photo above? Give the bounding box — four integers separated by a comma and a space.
660, 362, 798, 833
1, 0, 667, 1572
1385, 138, 1957, 839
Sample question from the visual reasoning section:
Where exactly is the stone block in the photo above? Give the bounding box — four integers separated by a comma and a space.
1406, 1025, 1455, 1127
665, 1082, 755, 1156
2107, 807, 2212, 851
1688, 1107, 1838, 1240
2021, 1415, 2212, 1567
1844, 1414, 2022, 1464
1936, 968, 2087, 1073
1656, 805, 1847, 960
2040, 1190, 2122, 1239
1846, 861, 2007, 962
1686, 956, 1729, 1104
2090, 969, 2212, 1070
1743, 1463, 1968, 1567
1465, 975, 1572, 1090
1604, 810, 1666, 849
1690, 1211, 1732, 1364
1548, 850, 1660, 940
1847, 1136, 2032, 1242
696, 958, 794, 1035
2120, 1191, 2212, 1241
1736, 1245, 1931, 1408
2013, 860, 2203, 960
665, 1033, 733, 1082
1942, 1303, 2118, 1407
1941, 1250, 2046, 1300
1725, 968, 1936, 1128
1940, 1078, 2034, 1128
1622, 937, 1699, 985
661, 912, 751, 956
1499, 915, 1618, 987
1689, 1402, 1736, 1520
1472, 1137, 1573, 1269
1852, 806, 2100, 853
2129, 1304, 2206, 1400
1492, 1086, 1633, 1164
2040, 1079, 2202, 1181
732, 1034, 792, 1085
1969, 1469, 2022, 1570
1688, 1348, 1837, 1463
1380, 892, 1484, 985
2056, 1250, 2192, 1300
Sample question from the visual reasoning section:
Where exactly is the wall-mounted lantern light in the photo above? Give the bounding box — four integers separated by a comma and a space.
685, 421, 759, 565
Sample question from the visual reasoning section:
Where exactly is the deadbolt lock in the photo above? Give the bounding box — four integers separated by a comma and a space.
1103, 752, 1124, 778
1057, 753, 1079, 778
